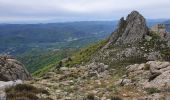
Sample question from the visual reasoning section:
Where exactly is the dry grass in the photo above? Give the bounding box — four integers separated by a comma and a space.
5, 84, 52, 100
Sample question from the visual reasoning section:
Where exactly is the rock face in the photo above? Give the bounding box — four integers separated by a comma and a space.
0, 55, 32, 81
109, 11, 149, 45
124, 61, 170, 89
150, 24, 170, 47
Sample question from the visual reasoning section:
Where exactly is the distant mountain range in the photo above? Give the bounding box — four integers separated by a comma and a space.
0, 21, 118, 55
0, 20, 169, 55
163, 20, 170, 32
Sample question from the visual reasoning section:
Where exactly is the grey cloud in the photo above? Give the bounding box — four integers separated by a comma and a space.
0, 0, 170, 23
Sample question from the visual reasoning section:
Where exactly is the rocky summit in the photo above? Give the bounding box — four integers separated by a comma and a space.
0, 55, 32, 81
108, 11, 149, 45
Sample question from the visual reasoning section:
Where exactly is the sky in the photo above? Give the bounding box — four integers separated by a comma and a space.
0, 0, 170, 23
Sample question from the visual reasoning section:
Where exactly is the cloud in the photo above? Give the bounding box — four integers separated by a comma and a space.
0, 0, 170, 23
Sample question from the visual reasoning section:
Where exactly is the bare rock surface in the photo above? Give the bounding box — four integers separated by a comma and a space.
0, 91, 6, 100
125, 61, 170, 89
109, 11, 149, 45
0, 55, 32, 81
0, 80, 23, 90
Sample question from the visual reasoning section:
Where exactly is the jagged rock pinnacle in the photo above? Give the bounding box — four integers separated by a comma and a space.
109, 11, 149, 45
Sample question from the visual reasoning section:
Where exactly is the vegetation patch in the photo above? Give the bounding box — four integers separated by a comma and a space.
145, 87, 161, 94
111, 96, 122, 100
5, 84, 51, 100
64, 39, 108, 67
144, 64, 150, 70
18, 49, 74, 73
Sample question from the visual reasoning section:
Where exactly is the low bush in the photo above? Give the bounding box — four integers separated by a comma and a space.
145, 87, 161, 94
111, 96, 122, 100
144, 64, 150, 70
5, 84, 51, 100
86, 94, 95, 100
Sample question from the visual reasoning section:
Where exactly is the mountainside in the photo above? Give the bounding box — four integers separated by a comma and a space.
25, 11, 170, 100
1, 11, 170, 100
0, 20, 165, 55
0, 21, 118, 73
0, 20, 166, 73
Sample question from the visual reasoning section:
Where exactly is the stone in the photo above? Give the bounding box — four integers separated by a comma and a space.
0, 91, 6, 100
0, 80, 23, 90
87, 62, 109, 77
137, 93, 170, 100
116, 79, 132, 86
0, 80, 23, 100
0, 55, 32, 81
60, 67, 69, 71
145, 52, 162, 61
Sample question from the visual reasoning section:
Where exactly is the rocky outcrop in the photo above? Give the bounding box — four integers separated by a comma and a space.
109, 11, 149, 45
121, 61, 170, 90
150, 24, 170, 47
0, 80, 23, 100
0, 80, 23, 90
0, 55, 32, 81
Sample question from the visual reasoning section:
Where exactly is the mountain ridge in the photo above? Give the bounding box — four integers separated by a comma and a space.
2, 11, 170, 100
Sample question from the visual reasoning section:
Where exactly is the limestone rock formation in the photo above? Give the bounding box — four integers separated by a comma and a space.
109, 11, 149, 45
122, 61, 170, 89
0, 55, 32, 81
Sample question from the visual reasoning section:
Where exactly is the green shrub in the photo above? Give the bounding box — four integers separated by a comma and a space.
86, 94, 95, 100
38, 97, 53, 100
6, 84, 51, 100
145, 87, 161, 94
111, 96, 122, 100
144, 64, 150, 70
13, 84, 37, 92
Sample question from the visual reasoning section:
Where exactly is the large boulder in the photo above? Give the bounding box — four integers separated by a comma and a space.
0, 55, 32, 81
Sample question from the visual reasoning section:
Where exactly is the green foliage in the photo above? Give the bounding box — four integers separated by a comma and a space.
160, 46, 170, 60
64, 39, 108, 67
111, 96, 122, 100
86, 94, 95, 100
145, 87, 161, 94
140, 32, 161, 52
26, 39, 107, 77
144, 64, 150, 70
32, 62, 55, 77
18, 49, 74, 73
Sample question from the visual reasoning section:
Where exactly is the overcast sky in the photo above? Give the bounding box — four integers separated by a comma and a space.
0, 0, 170, 23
